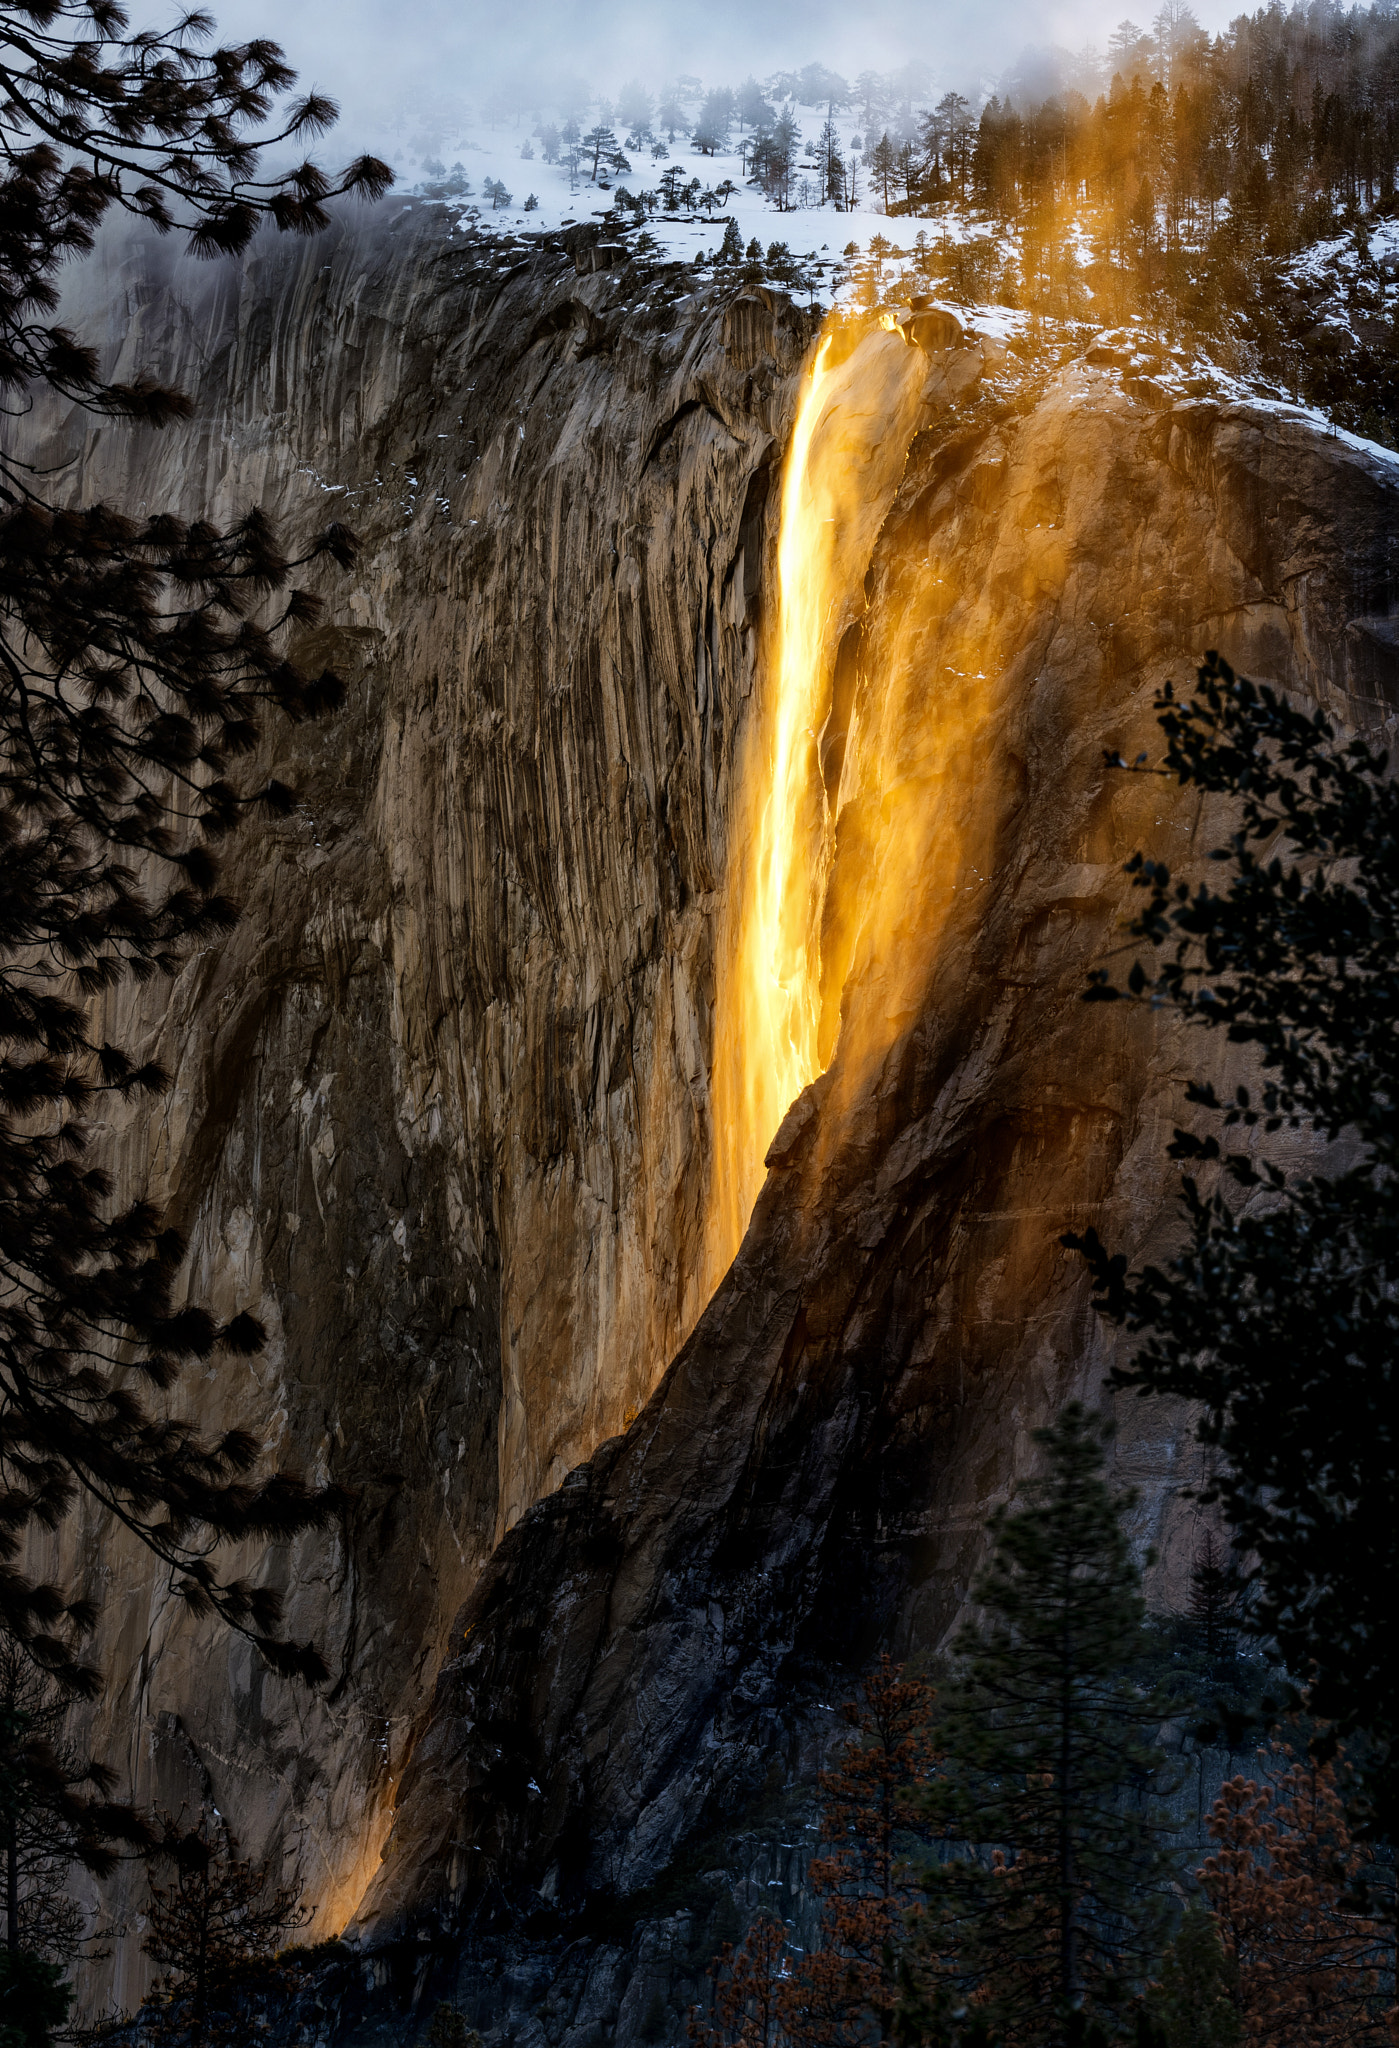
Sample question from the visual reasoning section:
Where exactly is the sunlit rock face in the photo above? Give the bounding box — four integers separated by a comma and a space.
15, 203, 1399, 2011
354, 337, 1399, 1941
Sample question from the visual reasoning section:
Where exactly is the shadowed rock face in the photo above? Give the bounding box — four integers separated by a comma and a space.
11, 202, 1398, 2004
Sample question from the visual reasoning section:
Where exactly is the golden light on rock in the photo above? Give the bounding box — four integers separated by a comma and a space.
704, 318, 935, 1282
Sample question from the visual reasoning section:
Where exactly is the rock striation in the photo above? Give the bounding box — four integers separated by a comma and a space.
11, 202, 1399, 2016
23, 208, 818, 2003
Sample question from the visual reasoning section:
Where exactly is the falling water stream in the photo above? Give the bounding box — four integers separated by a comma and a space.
703, 314, 984, 1284
705, 332, 840, 1272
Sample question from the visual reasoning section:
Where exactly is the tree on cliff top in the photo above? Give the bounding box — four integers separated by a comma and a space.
0, 1, 391, 1697
1064, 653, 1399, 1831
901, 1406, 1180, 2048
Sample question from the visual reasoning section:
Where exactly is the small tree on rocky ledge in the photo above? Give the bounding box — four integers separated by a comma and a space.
422, 2004, 483, 2048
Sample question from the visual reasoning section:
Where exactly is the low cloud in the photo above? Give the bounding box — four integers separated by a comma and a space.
198, 0, 1243, 168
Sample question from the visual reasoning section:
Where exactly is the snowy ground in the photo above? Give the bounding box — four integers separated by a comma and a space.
406, 126, 981, 294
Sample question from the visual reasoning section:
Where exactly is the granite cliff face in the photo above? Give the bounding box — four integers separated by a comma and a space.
29, 208, 819, 2002
355, 335, 1399, 1957
14, 205, 1399, 2016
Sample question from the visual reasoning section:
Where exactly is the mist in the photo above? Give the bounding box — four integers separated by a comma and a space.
193, 0, 1247, 173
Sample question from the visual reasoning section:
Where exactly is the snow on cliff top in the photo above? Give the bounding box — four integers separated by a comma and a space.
404, 128, 992, 296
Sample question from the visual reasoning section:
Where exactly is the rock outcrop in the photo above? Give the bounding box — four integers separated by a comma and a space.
12, 202, 1398, 2017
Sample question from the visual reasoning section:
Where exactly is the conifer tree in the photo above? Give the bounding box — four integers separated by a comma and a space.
870, 134, 898, 211
0, 1643, 147, 1963
0, 1944, 69, 2048
901, 1406, 1180, 2048
692, 1914, 795, 2048
1197, 1747, 1391, 2048
787, 1658, 939, 2048
1065, 654, 1399, 1828
1143, 1906, 1240, 2048
421, 2006, 483, 2048
142, 1810, 308, 2047
1187, 1536, 1240, 1663
0, 1, 391, 1696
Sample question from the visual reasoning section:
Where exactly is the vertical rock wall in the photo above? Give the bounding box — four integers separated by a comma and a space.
14, 208, 816, 2003
354, 347, 1399, 1947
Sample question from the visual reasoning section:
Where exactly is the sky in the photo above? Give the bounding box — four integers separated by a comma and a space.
196, 0, 1252, 170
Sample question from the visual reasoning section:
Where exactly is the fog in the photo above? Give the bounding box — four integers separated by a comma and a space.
191, 0, 1247, 173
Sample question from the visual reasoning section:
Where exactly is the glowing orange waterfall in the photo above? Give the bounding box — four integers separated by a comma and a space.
705, 323, 909, 1278
703, 314, 971, 1285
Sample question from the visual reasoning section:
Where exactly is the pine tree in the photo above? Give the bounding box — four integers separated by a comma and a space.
0, 1945, 69, 2048
815, 113, 846, 209
1065, 654, 1399, 1828
0, 2, 390, 1697
422, 2004, 483, 2048
1187, 1536, 1240, 1663
692, 1915, 795, 2048
901, 1406, 1180, 2048
787, 1658, 939, 2048
0, 1644, 148, 1965
142, 1811, 308, 2047
1197, 1748, 1391, 2047
870, 134, 899, 211
1144, 1907, 1240, 2048
1, 1646, 151, 2047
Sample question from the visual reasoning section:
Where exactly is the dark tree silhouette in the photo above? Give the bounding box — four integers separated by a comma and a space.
142, 1810, 308, 2047
1188, 1533, 1241, 1662
1143, 1905, 1240, 2048
0, 1, 391, 1697
902, 1406, 1180, 2047
1065, 653, 1399, 1829
0, 1642, 148, 1963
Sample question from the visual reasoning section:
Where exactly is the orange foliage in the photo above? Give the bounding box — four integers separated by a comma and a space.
1198, 1746, 1395, 2048
691, 1659, 938, 2048
691, 1914, 796, 2048
788, 1656, 940, 2048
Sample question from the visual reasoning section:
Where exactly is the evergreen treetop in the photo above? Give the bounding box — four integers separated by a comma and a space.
906, 1406, 1181, 2047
